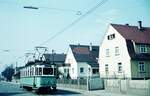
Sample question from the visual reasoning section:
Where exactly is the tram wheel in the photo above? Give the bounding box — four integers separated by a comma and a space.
52, 87, 57, 92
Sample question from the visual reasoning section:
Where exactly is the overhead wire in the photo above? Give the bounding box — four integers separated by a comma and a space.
38, 0, 109, 46
1, 0, 109, 65
39, 6, 78, 13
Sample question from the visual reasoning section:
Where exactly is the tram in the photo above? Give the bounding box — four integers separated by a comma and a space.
20, 60, 57, 93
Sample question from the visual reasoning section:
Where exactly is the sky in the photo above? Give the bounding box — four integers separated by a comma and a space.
0, 0, 150, 72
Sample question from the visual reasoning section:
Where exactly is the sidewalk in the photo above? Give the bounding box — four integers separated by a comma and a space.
57, 86, 138, 96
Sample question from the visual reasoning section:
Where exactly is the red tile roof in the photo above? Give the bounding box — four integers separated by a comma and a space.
111, 24, 150, 44
69, 45, 99, 66
72, 46, 90, 54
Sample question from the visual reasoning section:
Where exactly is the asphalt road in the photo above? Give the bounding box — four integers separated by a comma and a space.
0, 81, 81, 96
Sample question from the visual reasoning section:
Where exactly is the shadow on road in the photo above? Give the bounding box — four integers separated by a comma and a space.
36, 89, 81, 95
0, 92, 27, 96
52, 89, 81, 95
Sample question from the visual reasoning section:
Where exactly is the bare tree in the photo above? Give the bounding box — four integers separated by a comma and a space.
1, 65, 14, 82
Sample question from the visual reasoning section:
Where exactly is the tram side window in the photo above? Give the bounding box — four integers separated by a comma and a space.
25, 69, 27, 77
24, 70, 26, 77
27, 68, 28, 76
31, 67, 34, 76
26, 68, 28, 76
43, 68, 53, 75
23, 70, 24, 77
28, 68, 30, 76
20, 70, 22, 77
35, 68, 38, 75
30, 67, 32, 76
39, 68, 42, 75
21, 70, 24, 76
22, 71, 24, 77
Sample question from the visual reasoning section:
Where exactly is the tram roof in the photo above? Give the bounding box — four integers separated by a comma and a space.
24, 60, 52, 67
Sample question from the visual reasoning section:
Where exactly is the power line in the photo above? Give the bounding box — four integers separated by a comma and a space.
39, 0, 109, 46
39, 6, 79, 13
1, 0, 109, 64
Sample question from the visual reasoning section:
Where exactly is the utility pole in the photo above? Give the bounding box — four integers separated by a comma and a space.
52, 49, 55, 65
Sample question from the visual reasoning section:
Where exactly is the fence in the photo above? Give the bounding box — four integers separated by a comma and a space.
57, 76, 104, 90
104, 79, 150, 96
57, 78, 87, 90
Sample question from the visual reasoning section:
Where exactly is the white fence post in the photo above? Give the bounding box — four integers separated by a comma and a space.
87, 77, 89, 91
148, 80, 150, 96
77, 78, 80, 88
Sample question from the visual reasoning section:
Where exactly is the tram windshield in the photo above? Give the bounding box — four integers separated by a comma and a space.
43, 68, 53, 75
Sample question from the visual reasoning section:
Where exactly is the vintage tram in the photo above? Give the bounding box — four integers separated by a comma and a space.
20, 60, 57, 93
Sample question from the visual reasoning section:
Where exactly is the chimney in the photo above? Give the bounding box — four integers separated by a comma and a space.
89, 43, 92, 51
125, 23, 129, 26
138, 21, 142, 30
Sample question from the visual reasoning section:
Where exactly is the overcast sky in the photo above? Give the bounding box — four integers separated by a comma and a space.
0, 0, 150, 72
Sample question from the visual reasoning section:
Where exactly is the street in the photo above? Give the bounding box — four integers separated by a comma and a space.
0, 81, 139, 96
0, 82, 81, 96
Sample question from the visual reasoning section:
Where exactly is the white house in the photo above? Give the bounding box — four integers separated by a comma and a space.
65, 44, 99, 79
99, 21, 150, 79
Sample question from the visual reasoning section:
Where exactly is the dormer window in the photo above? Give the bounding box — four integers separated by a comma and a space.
140, 44, 147, 53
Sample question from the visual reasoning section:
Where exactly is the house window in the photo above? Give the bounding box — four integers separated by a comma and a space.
140, 44, 147, 53
115, 47, 119, 55
118, 63, 122, 73
107, 34, 115, 40
106, 49, 110, 57
105, 64, 109, 72
107, 36, 110, 40
112, 34, 115, 38
92, 69, 99, 74
138, 61, 145, 72
64, 69, 67, 73
80, 67, 84, 73
64, 69, 69, 73
72, 68, 74, 74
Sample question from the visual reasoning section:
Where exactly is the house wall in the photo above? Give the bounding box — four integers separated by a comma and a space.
77, 62, 91, 78
131, 60, 150, 79
58, 66, 69, 78
65, 47, 78, 79
99, 25, 131, 78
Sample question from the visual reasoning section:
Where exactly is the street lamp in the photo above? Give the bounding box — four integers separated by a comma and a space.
3, 50, 10, 52
23, 6, 39, 9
